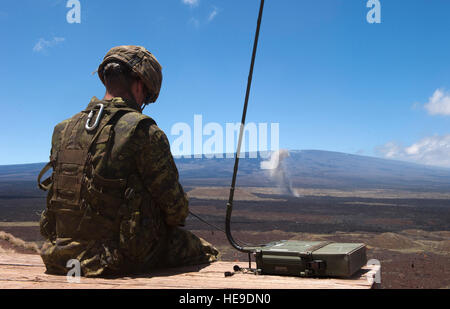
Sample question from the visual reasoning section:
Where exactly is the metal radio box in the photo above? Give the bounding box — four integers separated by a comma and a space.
254, 240, 367, 278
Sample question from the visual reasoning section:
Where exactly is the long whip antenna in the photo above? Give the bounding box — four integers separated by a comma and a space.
226, 0, 265, 253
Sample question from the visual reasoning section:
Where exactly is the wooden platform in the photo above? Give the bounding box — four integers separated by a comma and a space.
0, 253, 380, 289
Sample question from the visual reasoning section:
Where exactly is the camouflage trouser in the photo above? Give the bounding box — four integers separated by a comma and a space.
155, 227, 219, 269
40, 228, 219, 277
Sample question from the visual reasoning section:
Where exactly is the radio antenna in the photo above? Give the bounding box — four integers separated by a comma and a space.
226, 0, 265, 253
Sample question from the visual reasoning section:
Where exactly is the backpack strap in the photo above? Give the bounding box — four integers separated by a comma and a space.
37, 161, 53, 191
37, 106, 137, 198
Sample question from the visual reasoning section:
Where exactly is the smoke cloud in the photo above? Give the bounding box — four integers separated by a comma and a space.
260, 149, 300, 197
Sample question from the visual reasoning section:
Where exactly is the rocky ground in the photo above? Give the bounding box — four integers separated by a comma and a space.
1, 186, 449, 289
1, 225, 448, 289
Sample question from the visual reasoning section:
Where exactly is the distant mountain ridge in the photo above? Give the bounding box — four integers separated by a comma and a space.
0, 163, 46, 181
1, 150, 450, 191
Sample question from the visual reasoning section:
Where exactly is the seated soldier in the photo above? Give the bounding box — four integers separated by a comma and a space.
38, 45, 219, 277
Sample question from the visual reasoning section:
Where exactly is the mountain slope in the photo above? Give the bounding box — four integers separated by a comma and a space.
1, 150, 449, 191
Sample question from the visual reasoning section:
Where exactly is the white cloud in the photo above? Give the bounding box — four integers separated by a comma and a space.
33, 37, 65, 53
376, 135, 450, 168
424, 89, 450, 116
208, 7, 218, 22
182, 0, 199, 7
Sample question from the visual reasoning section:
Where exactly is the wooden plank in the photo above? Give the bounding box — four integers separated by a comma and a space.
0, 253, 378, 289
0, 253, 43, 267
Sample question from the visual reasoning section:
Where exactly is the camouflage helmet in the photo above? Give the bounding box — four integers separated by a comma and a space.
98, 45, 163, 104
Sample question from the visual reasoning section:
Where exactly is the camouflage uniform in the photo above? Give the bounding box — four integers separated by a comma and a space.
38, 96, 218, 277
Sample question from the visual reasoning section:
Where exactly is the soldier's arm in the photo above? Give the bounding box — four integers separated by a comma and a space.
134, 120, 189, 227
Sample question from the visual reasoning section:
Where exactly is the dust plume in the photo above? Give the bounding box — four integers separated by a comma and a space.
260, 150, 300, 197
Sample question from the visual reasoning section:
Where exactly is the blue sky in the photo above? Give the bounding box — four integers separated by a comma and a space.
0, 0, 449, 167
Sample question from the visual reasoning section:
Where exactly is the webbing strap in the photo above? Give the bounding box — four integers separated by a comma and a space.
58, 149, 85, 165
52, 113, 90, 203
37, 162, 53, 191
127, 51, 145, 68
